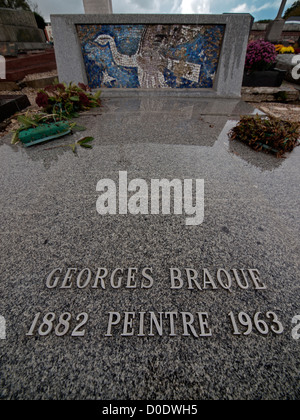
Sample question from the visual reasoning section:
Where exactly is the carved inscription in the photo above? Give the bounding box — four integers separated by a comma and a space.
22, 267, 300, 340
44, 267, 266, 291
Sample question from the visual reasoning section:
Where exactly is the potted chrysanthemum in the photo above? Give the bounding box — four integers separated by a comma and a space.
243, 39, 286, 87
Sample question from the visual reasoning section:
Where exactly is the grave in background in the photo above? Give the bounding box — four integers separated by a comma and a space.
0, 95, 30, 122
0, 8, 46, 56
83, 0, 113, 14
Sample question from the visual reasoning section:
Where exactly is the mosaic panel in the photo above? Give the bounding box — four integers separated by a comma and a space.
76, 24, 225, 89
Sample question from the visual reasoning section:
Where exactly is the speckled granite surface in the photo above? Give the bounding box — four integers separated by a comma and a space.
0, 98, 299, 400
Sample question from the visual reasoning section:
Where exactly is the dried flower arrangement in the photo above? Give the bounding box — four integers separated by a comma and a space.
229, 115, 300, 158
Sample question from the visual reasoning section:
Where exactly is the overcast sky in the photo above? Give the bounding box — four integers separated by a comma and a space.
33, 0, 295, 23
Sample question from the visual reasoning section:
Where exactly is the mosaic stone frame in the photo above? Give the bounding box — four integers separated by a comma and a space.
76, 24, 225, 90
51, 14, 253, 98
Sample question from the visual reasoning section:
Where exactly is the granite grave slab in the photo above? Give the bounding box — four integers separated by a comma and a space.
0, 95, 30, 123
0, 97, 299, 400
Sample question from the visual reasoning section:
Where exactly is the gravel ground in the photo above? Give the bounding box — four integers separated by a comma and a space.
21, 70, 58, 82
252, 102, 300, 122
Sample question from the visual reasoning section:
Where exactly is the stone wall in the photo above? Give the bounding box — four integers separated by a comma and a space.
250, 22, 300, 42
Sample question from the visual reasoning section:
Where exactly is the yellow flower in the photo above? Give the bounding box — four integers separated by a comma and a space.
279, 46, 295, 54
275, 44, 284, 52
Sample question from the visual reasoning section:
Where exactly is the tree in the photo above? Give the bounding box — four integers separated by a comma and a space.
34, 11, 45, 30
0, 0, 45, 28
256, 19, 272, 23
0, 0, 31, 10
284, 1, 300, 18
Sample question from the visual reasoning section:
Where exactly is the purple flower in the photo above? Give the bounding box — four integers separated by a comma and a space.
245, 39, 277, 72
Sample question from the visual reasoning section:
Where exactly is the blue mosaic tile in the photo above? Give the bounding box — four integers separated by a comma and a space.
76, 24, 225, 89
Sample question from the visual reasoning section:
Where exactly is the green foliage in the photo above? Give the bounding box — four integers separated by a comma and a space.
229, 115, 300, 158
34, 11, 45, 29
35, 82, 101, 119
75, 137, 94, 150
255, 19, 272, 23
0, 0, 31, 10
284, 1, 300, 18
11, 112, 60, 144
11, 110, 94, 155
11, 82, 99, 152
11, 111, 92, 146
44, 136, 94, 155
274, 91, 288, 102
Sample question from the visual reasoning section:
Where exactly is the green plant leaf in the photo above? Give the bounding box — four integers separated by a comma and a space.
71, 124, 87, 132
11, 130, 20, 145
77, 136, 94, 145
80, 144, 93, 149
93, 90, 101, 100
70, 96, 80, 101
17, 115, 38, 128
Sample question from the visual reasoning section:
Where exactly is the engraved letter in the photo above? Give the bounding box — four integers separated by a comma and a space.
202, 268, 217, 290
197, 312, 212, 336
165, 312, 178, 336
181, 312, 198, 337
231, 269, 249, 289
138, 312, 146, 336
141, 267, 154, 289
92, 268, 108, 289
61, 268, 77, 288
121, 312, 135, 336
217, 269, 232, 292
185, 268, 202, 290
126, 268, 138, 288
76, 268, 91, 289
110, 268, 123, 288
170, 268, 183, 289
105, 312, 121, 336
46, 268, 62, 289
149, 312, 164, 336
248, 269, 266, 290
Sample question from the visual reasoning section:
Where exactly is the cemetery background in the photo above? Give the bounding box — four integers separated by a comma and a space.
0, 0, 300, 401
